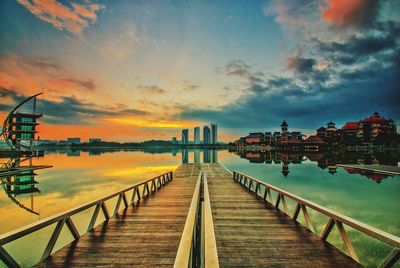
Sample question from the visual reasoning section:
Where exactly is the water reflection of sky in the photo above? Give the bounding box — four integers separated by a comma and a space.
0, 149, 399, 267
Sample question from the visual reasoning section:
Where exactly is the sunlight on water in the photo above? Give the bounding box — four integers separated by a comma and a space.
0, 149, 399, 267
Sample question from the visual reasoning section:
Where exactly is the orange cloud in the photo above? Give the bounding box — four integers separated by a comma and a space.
0, 54, 96, 99
321, 0, 379, 28
16, 0, 104, 34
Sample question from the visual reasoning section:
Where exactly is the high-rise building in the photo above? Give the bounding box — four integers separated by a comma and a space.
194, 127, 200, 145
211, 124, 218, 145
182, 129, 189, 145
203, 126, 211, 145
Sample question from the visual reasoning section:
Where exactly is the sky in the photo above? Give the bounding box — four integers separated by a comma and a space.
0, 0, 399, 142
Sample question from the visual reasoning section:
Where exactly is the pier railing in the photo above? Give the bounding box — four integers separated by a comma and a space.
174, 172, 219, 268
0, 171, 173, 268
232, 171, 400, 268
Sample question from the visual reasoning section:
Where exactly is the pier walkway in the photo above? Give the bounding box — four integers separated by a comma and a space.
1, 163, 399, 267
36, 164, 200, 267
201, 164, 359, 268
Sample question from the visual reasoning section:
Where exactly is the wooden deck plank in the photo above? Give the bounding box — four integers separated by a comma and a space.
35, 164, 200, 268
35, 163, 361, 267
202, 163, 361, 268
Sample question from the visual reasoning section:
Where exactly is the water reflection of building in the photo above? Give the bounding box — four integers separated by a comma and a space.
181, 149, 218, 164
194, 149, 200, 164
182, 149, 189, 164
67, 150, 81, 157
203, 149, 211, 163
0, 156, 50, 215
342, 167, 393, 184
231, 149, 398, 181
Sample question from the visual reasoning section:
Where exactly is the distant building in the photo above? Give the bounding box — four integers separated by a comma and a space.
67, 138, 81, 145
211, 124, 218, 145
245, 132, 264, 144
340, 122, 359, 142
280, 121, 288, 143
194, 127, 200, 145
182, 129, 189, 145
203, 126, 211, 145
303, 135, 326, 152
357, 112, 396, 142
171, 137, 178, 144
89, 138, 101, 143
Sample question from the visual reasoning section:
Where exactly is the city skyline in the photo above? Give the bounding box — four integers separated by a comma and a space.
0, 0, 399, 142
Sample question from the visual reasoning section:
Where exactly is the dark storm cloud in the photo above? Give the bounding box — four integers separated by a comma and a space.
179, 18, 400, 137
314, 21, 400, 66
0, 88, 150, 125
285, 52, 316, 73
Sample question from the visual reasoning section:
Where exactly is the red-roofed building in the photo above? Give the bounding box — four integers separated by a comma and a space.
340, 122, 359, 142
303, 135, 326, 152
357, 112, 396, 142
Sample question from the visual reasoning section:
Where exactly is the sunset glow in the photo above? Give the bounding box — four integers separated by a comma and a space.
0, 0, 398, 141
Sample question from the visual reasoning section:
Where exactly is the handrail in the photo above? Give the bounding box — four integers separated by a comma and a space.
174, 171, 220, 268
0, 171, 173, 268
233, 171, 400, 267
174, 172, 202, 267
203, 173, 220, 268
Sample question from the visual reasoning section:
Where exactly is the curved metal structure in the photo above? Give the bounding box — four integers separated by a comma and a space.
1, 93, 43, 151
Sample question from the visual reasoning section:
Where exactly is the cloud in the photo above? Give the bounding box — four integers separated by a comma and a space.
50, 77, 95, 90
180, 18, 400, 135
285, 51, 316, 73
138, 85, 166, 95
182, 81, 200, 92
16, 0, 104, 35
0, 88, 150, 125
321, 0, 380, 28
0, 54, 97, 97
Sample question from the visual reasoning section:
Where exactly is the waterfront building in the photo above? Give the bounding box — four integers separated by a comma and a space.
264, 132, 272, 145
303, 135, 326, 152
89, 138, 101, 143
171, 137, 178, 144
194, 127, 200, 145
245, 132, 264, 145
203, 126, 211, 145
280, 121, 288, 143
326, 122, 337, 139
67, 138, 81, 145
182, 129, 189, 145
357, 112, 397, 142
340, 122, 359, 142
211, 124, 218, 145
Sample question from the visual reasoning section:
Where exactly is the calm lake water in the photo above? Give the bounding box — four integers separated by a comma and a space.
0, 148, 399, 267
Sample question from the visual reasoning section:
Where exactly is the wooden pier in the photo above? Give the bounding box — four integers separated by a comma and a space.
1, 163, 399, 267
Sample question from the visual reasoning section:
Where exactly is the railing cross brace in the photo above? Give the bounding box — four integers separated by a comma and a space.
0, 245, 21, 268
41, 219, 66, 260
336, 220, 359, 262
379, 248, 400, 268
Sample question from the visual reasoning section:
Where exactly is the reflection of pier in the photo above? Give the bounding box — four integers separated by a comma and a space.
2, 164, 399, 267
